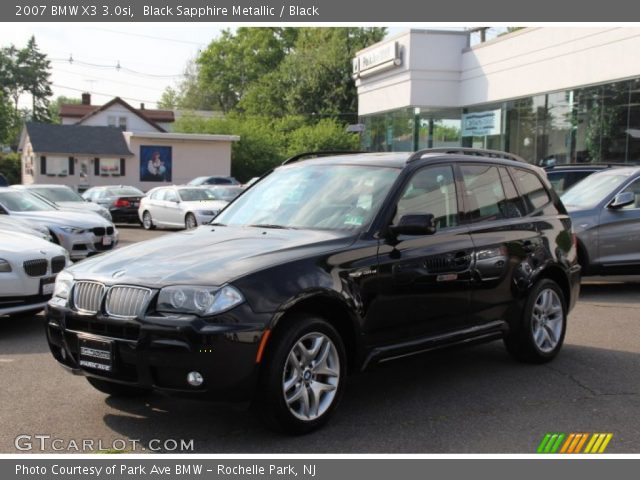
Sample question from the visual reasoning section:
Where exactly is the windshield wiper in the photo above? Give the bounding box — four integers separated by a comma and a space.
210, 222, 227, 226
248, 224, 290, 229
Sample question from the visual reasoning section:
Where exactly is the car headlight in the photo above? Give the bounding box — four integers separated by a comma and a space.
60, 226, 86, 234
99, 208, 112, 221
157, 285, 244, 316
53, 270, 74, 300
0, 258, 12, 273
198, 210, 218, 216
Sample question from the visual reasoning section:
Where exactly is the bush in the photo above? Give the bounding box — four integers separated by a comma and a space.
175, 114, 360, 182
0, 152, 21, 184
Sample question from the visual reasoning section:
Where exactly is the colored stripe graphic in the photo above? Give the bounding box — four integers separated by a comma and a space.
538, 433, 613, 453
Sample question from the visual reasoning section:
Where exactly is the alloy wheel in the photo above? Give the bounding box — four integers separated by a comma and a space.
282, 332, 340, 421
531, 288, 563, 353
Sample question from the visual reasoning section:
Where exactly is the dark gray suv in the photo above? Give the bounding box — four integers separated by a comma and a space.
562, 166, 640, 275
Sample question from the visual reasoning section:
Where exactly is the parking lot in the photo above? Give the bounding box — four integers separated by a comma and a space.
1, 226, 639, 453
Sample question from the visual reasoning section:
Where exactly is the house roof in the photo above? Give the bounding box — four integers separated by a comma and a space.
23, 123, 134, 157
71, 97, 168, 132
59, 100, 174, 124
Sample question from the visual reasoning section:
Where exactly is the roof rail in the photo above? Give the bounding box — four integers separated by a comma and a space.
281, 150, 365, 166
407, 147, 528, 164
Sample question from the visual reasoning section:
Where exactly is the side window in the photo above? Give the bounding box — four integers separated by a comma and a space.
394, 165, 458, 229
511, 168, 551, 211
619, 177, 640, 209
460, 164, 510, 222
150, 189, 164, 200
163, 189, 178, 202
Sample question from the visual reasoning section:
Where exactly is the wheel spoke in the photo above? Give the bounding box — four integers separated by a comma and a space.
286, 383, 305, 405
544, 324, 557, 345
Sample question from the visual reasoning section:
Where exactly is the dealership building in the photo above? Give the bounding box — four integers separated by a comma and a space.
353, 27, 640, 165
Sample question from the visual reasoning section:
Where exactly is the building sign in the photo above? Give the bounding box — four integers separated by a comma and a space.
462, 109, 502, 137
352, 42, 402, 79
140, 146, 172, 182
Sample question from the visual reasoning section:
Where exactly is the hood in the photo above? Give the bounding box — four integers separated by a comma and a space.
0, 231, 65, 255
182, 200, 228, 211
10, 210, 111, 229
68, 225, 353, 286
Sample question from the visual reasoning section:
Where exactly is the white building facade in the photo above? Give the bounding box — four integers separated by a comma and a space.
355, 28, 640, 164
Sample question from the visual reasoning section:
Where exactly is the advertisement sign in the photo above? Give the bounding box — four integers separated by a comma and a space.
353, 41, 401, 78
140, 146, 172, 182
462, 109, 502, 137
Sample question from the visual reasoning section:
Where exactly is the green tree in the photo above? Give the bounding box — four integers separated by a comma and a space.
0, 91, 13, 144
48, 95, 80, 124
21, 36, 53, 122
0, 152, 21, 184
196, 28, 298, 113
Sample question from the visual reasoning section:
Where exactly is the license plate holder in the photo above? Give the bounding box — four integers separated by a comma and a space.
78, 335, 114, 372
40, 276, 56, 296
102, 236, 112, 246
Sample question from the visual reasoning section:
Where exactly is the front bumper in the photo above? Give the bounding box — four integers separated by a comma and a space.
45, 303, 270, 401
54, 230, 118, 260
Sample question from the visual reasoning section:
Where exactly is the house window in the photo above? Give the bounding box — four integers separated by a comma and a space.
99, 158, 121, 176
108, 116, 117, 127
119, 117, 127, 130
46, 156, 70, 176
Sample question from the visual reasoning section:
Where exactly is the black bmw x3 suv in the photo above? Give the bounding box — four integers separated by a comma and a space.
46, 148, 581, 433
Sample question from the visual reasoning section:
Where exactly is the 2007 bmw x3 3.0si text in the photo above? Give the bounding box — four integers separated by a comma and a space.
46, 149, 581, 433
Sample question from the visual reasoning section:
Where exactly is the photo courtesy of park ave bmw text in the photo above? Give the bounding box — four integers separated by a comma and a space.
2, 0, 640, 479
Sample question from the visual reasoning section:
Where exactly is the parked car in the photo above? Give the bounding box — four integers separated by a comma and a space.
561, 166, 640, 275
12, 184, 112, 221
203, 185, 244, 202
139, 186, 228, 230
0, 188, 118, 260
82, 186, 144, 224
187, 176, 240, 186
0, 215, 52, 241
46, 149, 579, 433
243, 177, 260, 188
545, 163, 623, 195
1, 231, 69, 318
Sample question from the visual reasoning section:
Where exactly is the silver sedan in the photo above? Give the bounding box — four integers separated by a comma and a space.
0, 188, 118, 261
138, 186, 228, 230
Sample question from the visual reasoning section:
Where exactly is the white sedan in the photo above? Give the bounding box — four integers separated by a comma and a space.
0, 231, 70, 318
138, 186, 228, 230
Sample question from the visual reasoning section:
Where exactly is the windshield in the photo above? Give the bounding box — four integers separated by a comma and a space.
0, 191, 57, 212
29, 186, 83, 203
106, 187, 143, 197
178, 188, 218, 201
561, 172, 632, 209
214, 164, 400, 231
207, 186, 243, 201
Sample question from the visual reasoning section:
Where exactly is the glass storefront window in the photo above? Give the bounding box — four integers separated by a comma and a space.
361, 77, 640, 164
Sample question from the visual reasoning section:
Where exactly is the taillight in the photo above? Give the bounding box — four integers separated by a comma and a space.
113, 199, 130, 207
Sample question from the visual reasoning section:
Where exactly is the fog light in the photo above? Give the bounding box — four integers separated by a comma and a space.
187, 371, 204, 387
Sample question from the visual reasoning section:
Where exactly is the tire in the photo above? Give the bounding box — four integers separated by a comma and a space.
86, 377, 150, 397
8, 308, 44, 319
185, 213, 197, 230
258, 314, 346, 434
142, 211, 156, 230
504, 278, 567, 363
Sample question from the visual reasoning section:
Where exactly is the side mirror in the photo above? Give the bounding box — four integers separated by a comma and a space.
608, 191, 635, 209
389, 214, 437, 236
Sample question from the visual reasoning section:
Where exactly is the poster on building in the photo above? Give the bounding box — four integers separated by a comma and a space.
140, 146, 172, 182
462, 109, 502, 137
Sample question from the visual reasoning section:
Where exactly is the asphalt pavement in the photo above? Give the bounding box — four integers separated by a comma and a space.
1, 227, 639, 453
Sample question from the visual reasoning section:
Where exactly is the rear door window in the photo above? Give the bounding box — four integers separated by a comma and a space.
460, 164, 511, 222
511, 168, 551, 212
